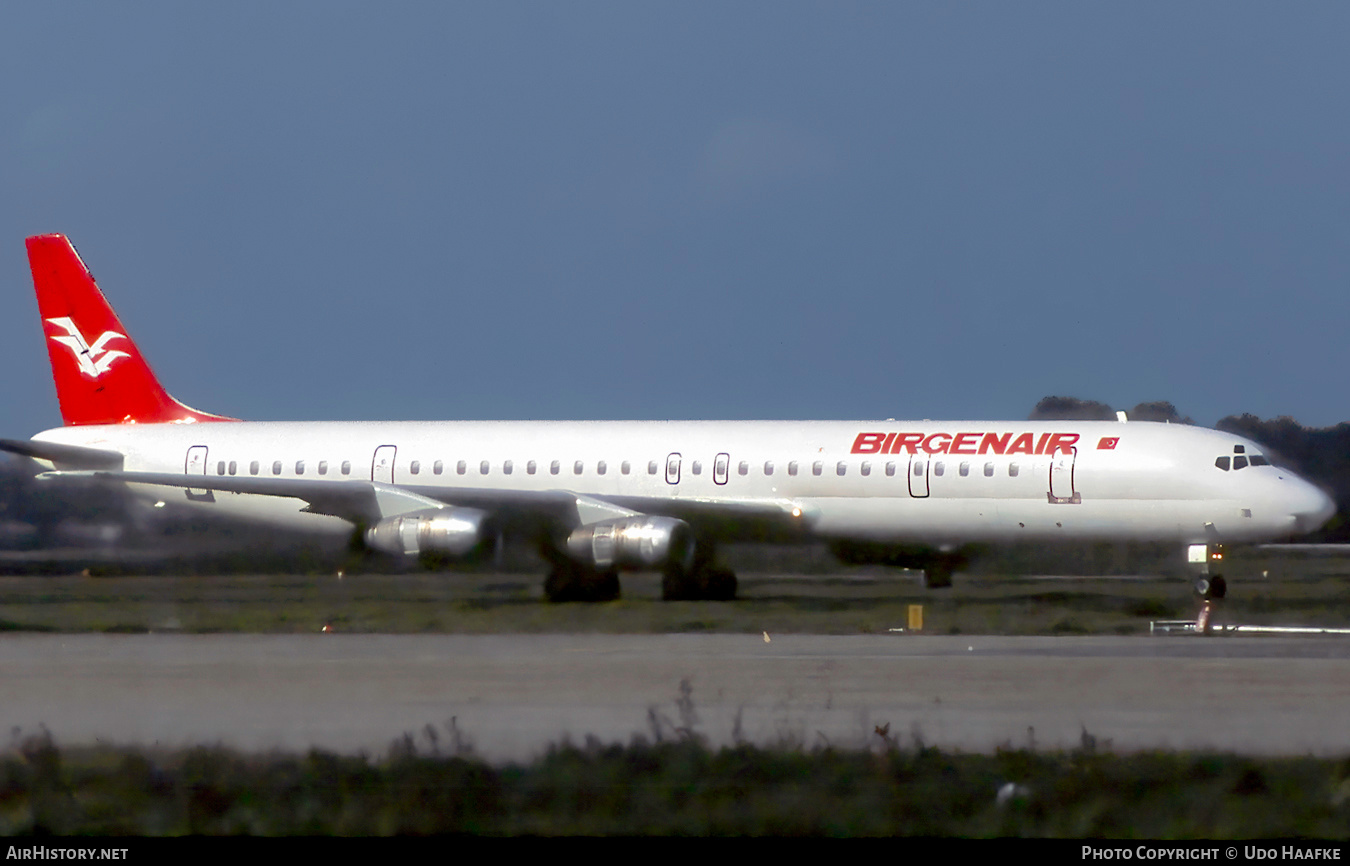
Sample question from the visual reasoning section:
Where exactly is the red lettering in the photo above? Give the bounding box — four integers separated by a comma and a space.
1034, 432, 1051, 455
950, 432, 979, 455
852, 432, 886, 454
1046, 433, 1080, 455
891, 433, 924, 454
922, 432, 952, 454
979, 432, 1011, 455
1007, 433, 1034, 455
881, 432, 897, 454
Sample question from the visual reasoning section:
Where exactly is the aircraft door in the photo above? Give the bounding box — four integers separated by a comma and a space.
714, 452, 730, 485
908, 454, 930, 498
184, 445, 213, 502
665, 452, 681, 485
1049, 448, 1080, 504
372, 445, 397, 484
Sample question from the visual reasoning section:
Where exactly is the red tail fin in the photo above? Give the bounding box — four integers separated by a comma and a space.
26, 234, 236, 426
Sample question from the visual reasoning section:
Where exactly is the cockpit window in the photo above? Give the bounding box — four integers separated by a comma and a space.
1233, 455, 1249, 470
1250, 455, 1270, 466
1233, 445, 1245, 454
1215, 456, 1230, 471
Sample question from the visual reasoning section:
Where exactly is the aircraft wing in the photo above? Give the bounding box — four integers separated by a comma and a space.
37, 470, 458, 525
36, 469, 806, 536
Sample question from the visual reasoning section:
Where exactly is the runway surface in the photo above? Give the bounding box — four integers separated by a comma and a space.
2, 633, 1349, 762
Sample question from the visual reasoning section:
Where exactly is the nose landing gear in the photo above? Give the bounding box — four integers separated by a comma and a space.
1188, 544, 1227, 634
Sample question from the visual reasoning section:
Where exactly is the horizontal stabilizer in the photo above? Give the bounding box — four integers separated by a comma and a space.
0, 438, 124, 470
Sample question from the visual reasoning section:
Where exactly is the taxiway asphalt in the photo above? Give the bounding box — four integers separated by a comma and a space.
2, 633, 1348, 761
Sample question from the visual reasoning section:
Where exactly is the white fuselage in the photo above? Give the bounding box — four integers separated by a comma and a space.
33, 418, 1335, 548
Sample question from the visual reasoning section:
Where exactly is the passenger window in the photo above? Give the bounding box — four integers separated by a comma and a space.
503, 460, 513, 475
272, 461, 282, 475
788, 461, 799, 476
621, 461, 631, 475
341, 461, 351, 476
217, 461, 225, 475
983, 462, 994, 477
648, 461, 658, 475
738, 461, 748, 476
764, 461, 774, 476
1009, 463, 1019, 477
250, 460, 259, 476
434, 460, 443, 475
1215, 456, 1230, 471
692, 461, 702, 475
812, 461, 822, 476
933, 462, 944, 477
833, 461, 844, 476
885, 462, 895, 477
1234, 456, 1249, 470
574, 460, 584, 475
959, 462, 970, 477
457, 460, 467, 475
318, 460, 328, 476
480, 461, 490, 475
229, 461, 238, 476
410, 461, 420, 475
295, 460, 304, 475
527, 460, 537, 475
597, 461, 607, 475
551, 460, 560, 475
913, 462, 924, 477
860, 461, 871, 476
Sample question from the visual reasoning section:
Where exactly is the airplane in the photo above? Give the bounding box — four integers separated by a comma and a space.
0, 234, 1336, 602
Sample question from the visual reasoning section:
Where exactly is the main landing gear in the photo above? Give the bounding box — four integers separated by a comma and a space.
919, 555, 961, 590
544, 561, 621, 603
540, 544, 738, 603
661, 561, 738, 601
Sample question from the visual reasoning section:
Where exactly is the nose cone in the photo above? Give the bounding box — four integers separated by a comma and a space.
1292, 483, 1338, 536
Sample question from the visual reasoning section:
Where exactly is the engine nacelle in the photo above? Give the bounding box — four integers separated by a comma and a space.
364, 507, 488, 557
565, 515, 693, 571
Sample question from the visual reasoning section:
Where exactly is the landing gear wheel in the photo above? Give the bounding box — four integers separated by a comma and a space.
545, 563, 620, 603
922, 562, 955, 589
1194, 574, 1227, 601
662, 564, 738, 601
702, 566, 738, 601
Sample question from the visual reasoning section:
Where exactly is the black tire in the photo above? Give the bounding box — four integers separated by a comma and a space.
662, 564, 737, 601
922, 564, 954, 589
701, 566, 738, 601
545, 563, 620, 603
545, 563, 580, 602
593, 569, 621, 602
662, 564, 696, 601
1194, 575, 1226, 600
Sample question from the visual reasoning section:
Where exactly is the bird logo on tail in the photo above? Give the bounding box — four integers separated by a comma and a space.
44, 316, 130, 378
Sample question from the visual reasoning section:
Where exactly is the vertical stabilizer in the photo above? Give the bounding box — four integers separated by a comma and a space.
25, 234, 236, 426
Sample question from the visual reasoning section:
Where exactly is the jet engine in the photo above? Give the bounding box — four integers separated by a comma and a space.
364, 507, 489, 557
565, 515, 693, 571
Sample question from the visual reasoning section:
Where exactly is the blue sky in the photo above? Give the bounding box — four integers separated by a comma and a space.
2, 3, 1347, 430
